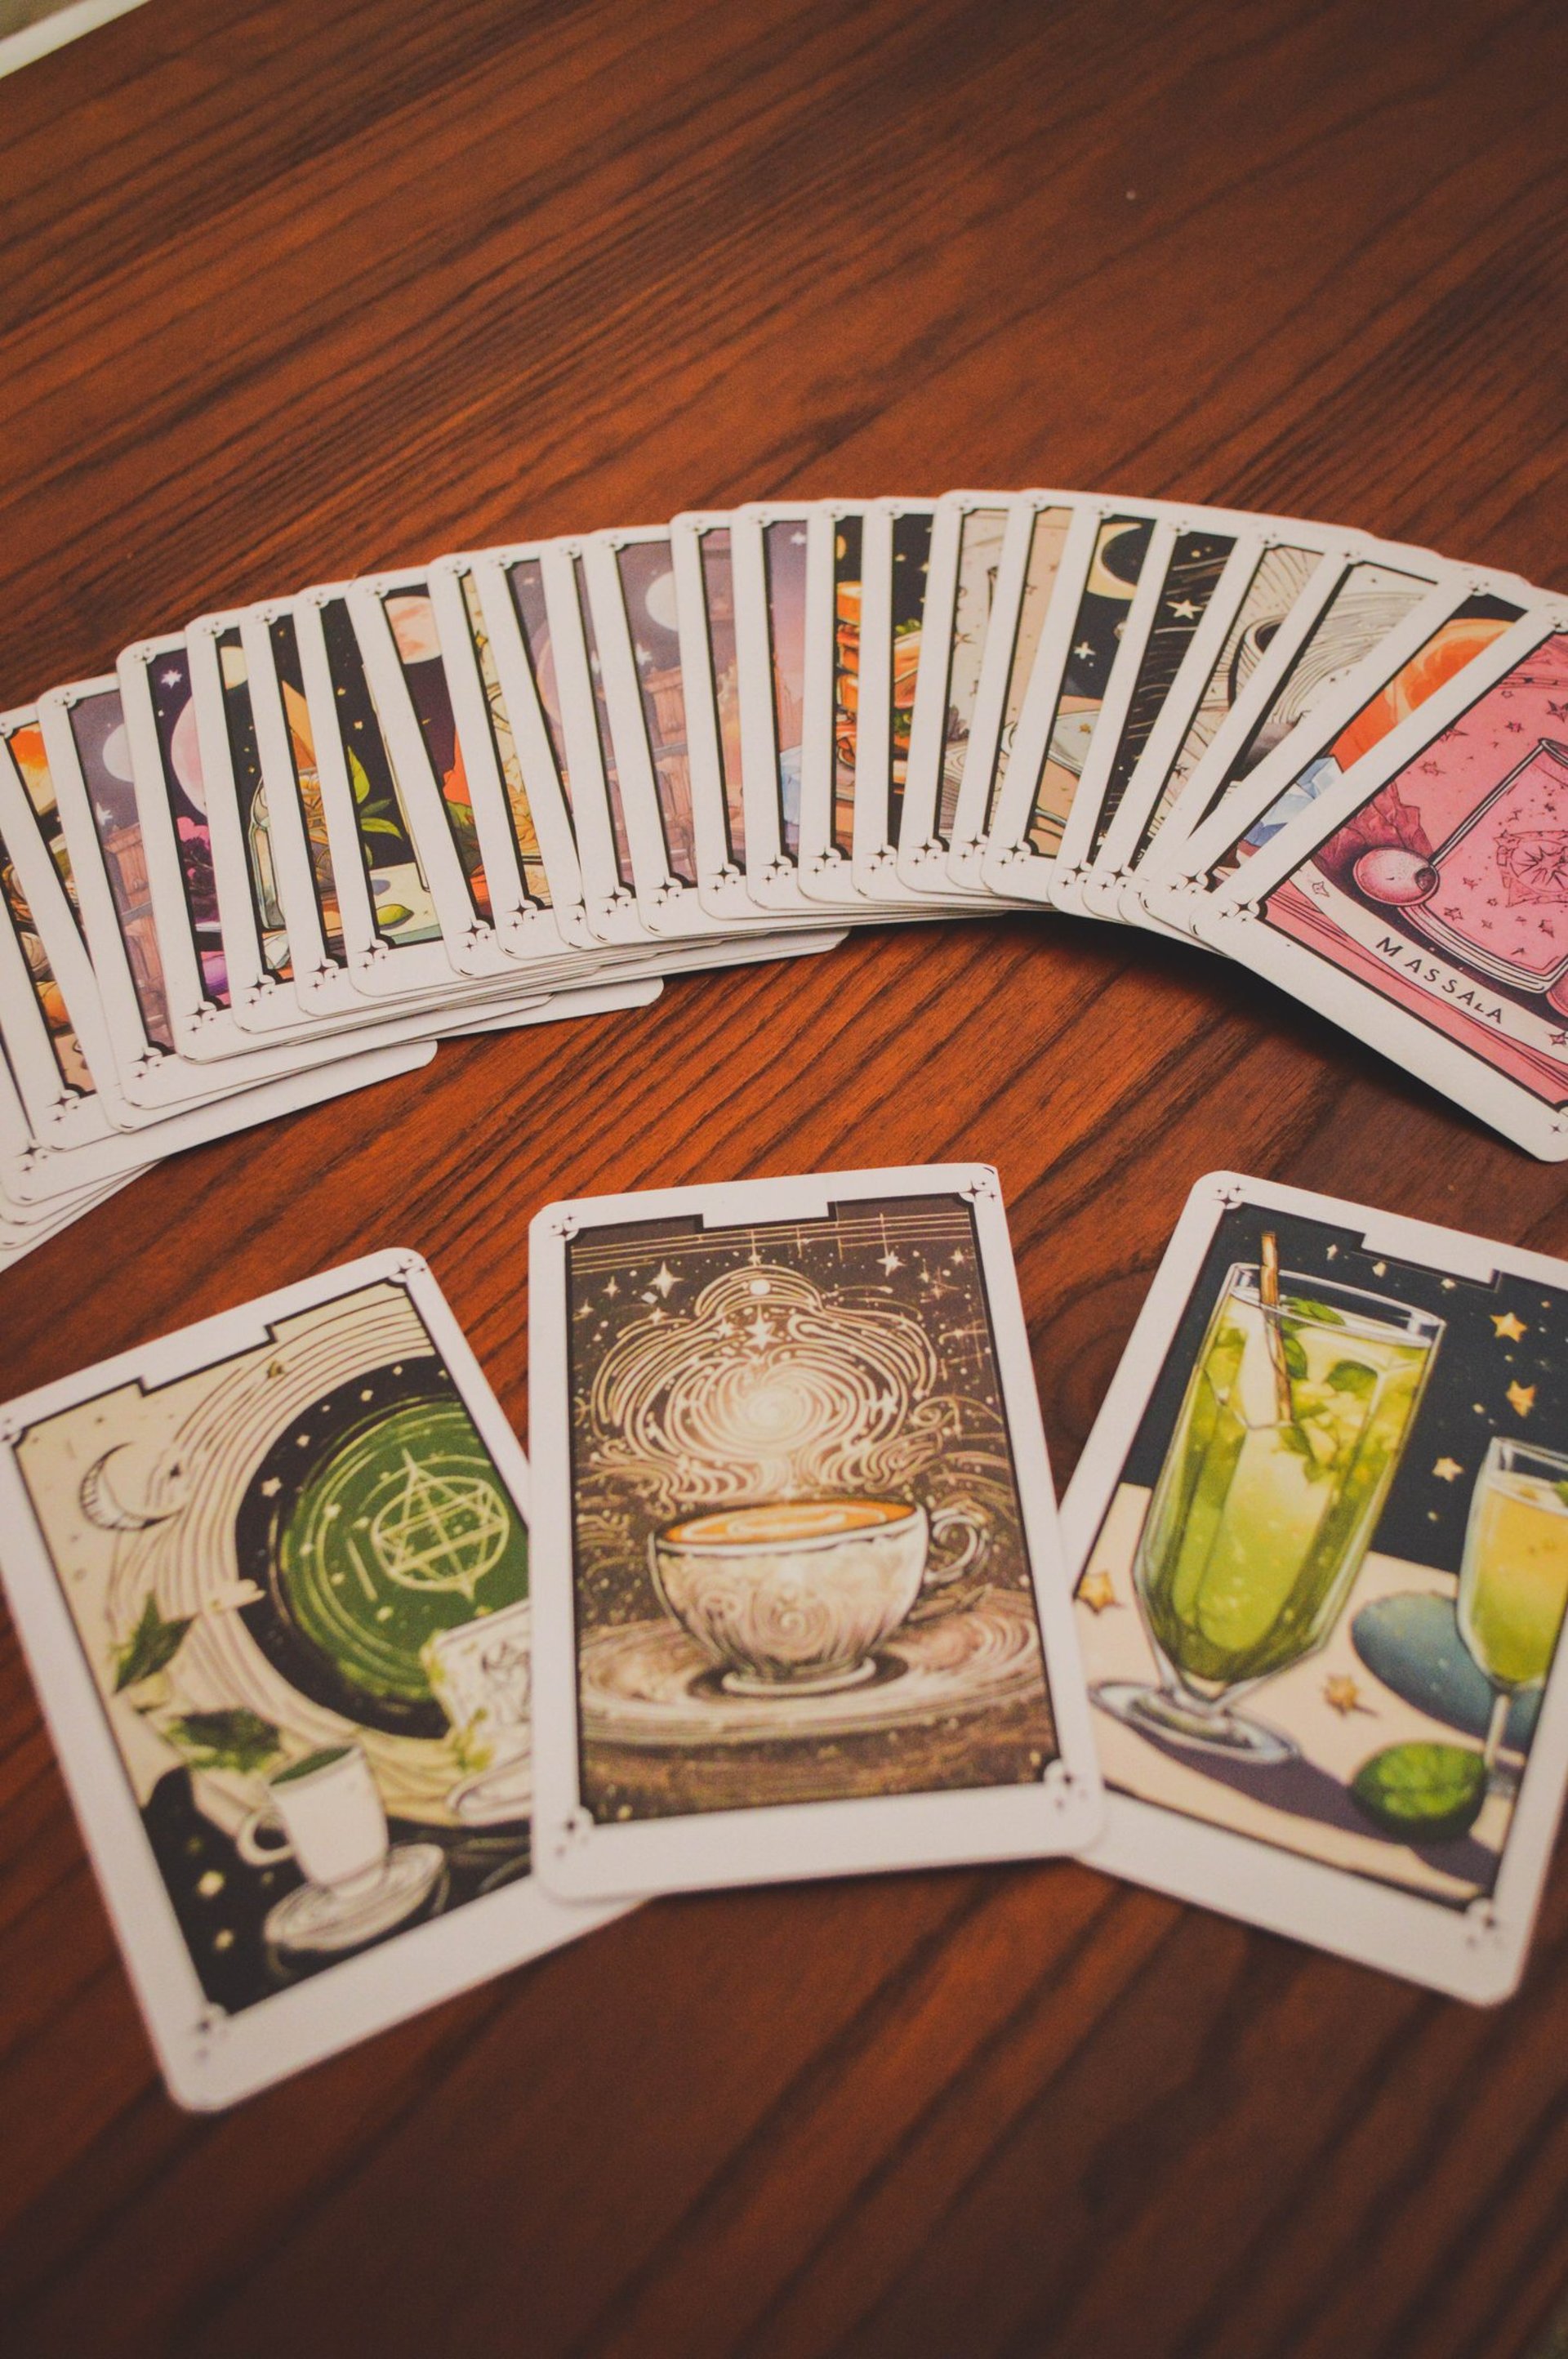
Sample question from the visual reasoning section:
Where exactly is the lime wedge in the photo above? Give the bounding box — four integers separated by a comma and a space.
1350, 1742, 1487, 1842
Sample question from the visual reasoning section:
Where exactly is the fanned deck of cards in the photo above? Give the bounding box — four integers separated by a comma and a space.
2, 1162, 1567, 2107
1, 488, 1566, 1283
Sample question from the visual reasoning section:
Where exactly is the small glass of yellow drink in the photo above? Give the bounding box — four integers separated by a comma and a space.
1458, 1438, 1568, 1789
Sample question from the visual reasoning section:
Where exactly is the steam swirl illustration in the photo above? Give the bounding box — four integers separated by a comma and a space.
586, 1264, 964, 1516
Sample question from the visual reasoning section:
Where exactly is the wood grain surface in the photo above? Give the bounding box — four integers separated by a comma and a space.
3, 2, 1567, 2352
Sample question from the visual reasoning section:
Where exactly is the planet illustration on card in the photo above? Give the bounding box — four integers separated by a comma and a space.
237, 1358, 528, 1737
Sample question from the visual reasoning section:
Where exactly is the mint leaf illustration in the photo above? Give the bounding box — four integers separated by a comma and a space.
164, 1709, 282, 1774
113, 1594, 192, 1691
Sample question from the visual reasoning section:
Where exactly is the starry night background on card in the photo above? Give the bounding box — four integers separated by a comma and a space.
1111, 1198, 1568, 1576
887, 508, 933, 835
148, 648, 227, 1006
564, 1196, 1041, 1626
215, 625, 290, 978
318, 595, 426, 903
1058, 515, 1155, 707
1091, 527, 1236, 856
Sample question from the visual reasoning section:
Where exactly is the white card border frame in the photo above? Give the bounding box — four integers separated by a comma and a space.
528, 1162, 1105, 1902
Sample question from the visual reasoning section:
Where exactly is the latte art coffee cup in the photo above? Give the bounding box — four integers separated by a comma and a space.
649, 1496, 986, 1696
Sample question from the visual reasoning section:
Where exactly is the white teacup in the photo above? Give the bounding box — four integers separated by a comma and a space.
649, 1496, 986, 1696
236, 1741, 389, 1890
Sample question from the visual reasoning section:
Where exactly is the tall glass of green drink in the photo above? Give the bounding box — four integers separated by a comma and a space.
1099, 1257, 1442, 1762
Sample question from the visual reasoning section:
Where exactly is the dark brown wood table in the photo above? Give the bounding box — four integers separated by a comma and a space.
4, 2, 1567, 2352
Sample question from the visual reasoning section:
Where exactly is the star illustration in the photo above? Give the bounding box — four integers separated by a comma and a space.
1432, 1457, 1463, 1483
1493, 1311, 1528, 1341
744, 1308, 772, 1348
1073, 640, 1094, 660
878, 1246, 903, 1275
1508, 1380, 1537, 1417
1323, 1674, 1373, 1718
651, 1263, 677, 1297
1167, 598, 1200, 621
1076, 1569, 1117, 1613
604, 1277, 619, 1298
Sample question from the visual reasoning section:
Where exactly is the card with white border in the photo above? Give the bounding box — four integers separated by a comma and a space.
1062, 1170, 1568, 2001
1134, 566, 1532, 938
1077, 522, 1344, 911
942, 492, 1092, 896
0, 1249, 632, 2109
1193, 599, 1568, 1160
1129, 532, 1448, 894
528, 1162, 1103, 1902
1048, 507, 1250, 916
978, 493, 1183, 906
425, 552, 600, 958
667, 509, 775, 929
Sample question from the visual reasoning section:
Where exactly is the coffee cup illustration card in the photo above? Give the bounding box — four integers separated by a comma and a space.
0, 1251, 629, 2109
528, 1166, 1103, 1902
1061, 1171, 1568, 2003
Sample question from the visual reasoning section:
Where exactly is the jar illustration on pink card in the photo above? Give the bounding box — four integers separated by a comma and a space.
1352, 737, 1568, 1010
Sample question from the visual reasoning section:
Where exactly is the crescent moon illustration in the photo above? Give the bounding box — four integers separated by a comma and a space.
1085, 521, 1147, 601
78, 1449, 178, 1532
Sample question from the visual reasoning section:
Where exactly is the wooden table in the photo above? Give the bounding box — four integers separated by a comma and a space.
4, 2, 1567, 2351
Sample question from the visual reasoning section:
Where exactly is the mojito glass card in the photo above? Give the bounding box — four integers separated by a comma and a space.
1064, 1174, 1568, 2000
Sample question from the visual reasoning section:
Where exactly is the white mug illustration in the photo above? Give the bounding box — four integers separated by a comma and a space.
648, 1494, 987, 1695
425, 1599, 533, 1825
237, 1740, 445, 1953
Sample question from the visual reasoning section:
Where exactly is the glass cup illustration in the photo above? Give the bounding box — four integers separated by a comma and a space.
1100, 1251, 1442, 1761
1458, 1437, 1568, 1792
649, 1496, 986, 1695
236, 1741, 390, 1889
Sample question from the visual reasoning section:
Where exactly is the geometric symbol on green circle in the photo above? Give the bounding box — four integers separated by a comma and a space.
278, 1397, 527, 1706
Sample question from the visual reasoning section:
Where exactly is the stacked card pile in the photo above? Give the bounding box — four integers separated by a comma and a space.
2, 1163, 1566, 2108
4, 489, 1566, 1273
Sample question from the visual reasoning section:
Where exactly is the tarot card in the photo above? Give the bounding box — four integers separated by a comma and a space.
668, 511, 771, 927
896, 493, 1026, 897
528, 1164, 1103, 1901
426, 554, 597, 957
795, 501, 877, 911
0, 1251, 629, 2107
345, 569, 589, 986
122, 634, 498, 1073
1051, 513, 1246, 915
1062, 1170, 1568, 2001
1196, 600, 1568, 1159
473, 538, 648, 948
730, 499, 837, 918
946, 492, 1085, 894
582, 525, 723, 938
1133, 537, 1448, 891
979, 496, 1180, 904
853, 497, 993, 907
1083, 525, 1349, 900
185, 608, 319, 1040
33, 679, 292, 1119
294, 585, 509, 1006
1137, 571, 1530, 935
